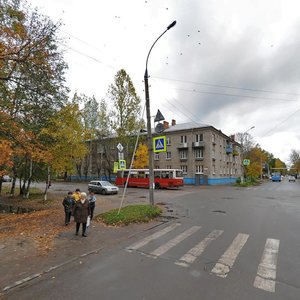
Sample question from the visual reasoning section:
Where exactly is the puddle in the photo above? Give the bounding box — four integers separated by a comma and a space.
212, 210, 226, 214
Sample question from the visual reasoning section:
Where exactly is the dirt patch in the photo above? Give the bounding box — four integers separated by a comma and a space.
0, 193, 70, 254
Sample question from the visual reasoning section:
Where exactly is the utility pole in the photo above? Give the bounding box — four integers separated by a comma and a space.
144, 21, 176, 205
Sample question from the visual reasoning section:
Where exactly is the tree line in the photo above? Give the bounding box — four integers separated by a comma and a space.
0, 0, 143, 197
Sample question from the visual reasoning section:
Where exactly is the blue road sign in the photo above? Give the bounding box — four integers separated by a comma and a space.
153, 136, 167, 153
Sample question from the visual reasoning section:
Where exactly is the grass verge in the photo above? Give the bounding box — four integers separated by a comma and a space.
96, 204, 162, 226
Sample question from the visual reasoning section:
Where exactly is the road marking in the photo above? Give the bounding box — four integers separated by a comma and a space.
176, 229, 224, 267
211, 233, 249, 278
253, 238, 280, 293
150, 226, 201, 258
126, 223, 181, 251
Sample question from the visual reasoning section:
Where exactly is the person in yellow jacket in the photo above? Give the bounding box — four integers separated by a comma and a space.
73, 188, 81, 202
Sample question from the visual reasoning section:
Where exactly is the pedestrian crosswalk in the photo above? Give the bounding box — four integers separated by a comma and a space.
126, 223, 280, 293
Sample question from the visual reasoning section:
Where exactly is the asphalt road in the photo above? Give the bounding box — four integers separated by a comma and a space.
4, 178, 300, 299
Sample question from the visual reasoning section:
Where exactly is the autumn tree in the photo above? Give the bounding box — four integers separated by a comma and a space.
0, 0, 69, 196
107, 69, 142, 163
244, 145, 268, 179
289, 149, 300, 173
95, 99, 114, 178
40, 103, 88, 180
132, 143, 149, 169
79, 94, 100, 178
235, 132, 255, 156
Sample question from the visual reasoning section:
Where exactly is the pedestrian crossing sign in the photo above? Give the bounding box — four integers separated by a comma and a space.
119, 160, 126, 170
243, 159, 250, 166
153, 136, 166, 153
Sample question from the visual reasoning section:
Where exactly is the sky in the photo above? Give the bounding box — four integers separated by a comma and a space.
28, 0, 300, 165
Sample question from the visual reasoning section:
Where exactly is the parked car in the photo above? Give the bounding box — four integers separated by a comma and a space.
288, 175, 296, 182
88, 180, 119, 195
2, 175, 12, 182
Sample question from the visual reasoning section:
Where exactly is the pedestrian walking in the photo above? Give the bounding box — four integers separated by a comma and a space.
62, 191, 75, 225
72, 192, 91, 237
88, 191, 97, 220
73, 188, 81, 202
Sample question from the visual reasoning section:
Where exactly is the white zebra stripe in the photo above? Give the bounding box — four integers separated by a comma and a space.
126, 223, 181, 251
150, 226, 201, 258
211, 233, 249, 278
253, 238, 280, 293
176, 229, 224, 267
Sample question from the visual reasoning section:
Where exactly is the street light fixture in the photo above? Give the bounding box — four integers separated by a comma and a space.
144, 20, 176, 206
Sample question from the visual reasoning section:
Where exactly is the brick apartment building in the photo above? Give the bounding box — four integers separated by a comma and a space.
79, 119, 242, 185
151, 120, 242, 185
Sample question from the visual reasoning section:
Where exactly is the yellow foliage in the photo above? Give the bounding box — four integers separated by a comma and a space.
133, 143, 149, 169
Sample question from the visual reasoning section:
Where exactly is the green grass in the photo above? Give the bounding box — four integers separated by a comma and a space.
97, 204, 162, 226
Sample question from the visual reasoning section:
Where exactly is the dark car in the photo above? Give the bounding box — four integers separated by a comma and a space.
88, 180, 119, 195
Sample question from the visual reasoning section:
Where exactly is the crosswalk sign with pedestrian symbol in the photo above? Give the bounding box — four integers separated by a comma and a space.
153, 136, 166, 153
119, 160, 126, 170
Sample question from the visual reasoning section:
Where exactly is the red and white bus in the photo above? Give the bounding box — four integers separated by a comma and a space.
115, 169, 184, 189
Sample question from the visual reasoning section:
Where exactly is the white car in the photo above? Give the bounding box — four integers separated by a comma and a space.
88, 180, 119, 195
288, 176, 296, 182
2, 175, 12, 182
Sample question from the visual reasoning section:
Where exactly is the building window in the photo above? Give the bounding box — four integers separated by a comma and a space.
166, 165, 172, 169
212, 149, 215, 159
154, 153, 159, 161
213, 165, 216, 174
195, 165, 203, 174
166, 137, 171, 145
180, 150, 188, 159
212, 133, 216, 143
155, 165, 160, 169
166, 152, 172, 160
195, 133, 203, 142
180, 135, 187, 143
195, 148, 203, 159
180, 165, 187, 174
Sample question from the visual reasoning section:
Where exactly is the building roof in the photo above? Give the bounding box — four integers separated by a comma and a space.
164, 121, 210, 132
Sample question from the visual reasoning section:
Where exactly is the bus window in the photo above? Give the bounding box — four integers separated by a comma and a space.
154, 171, 161, 178
138, 171, 145, 178
176, 170, 183, 178
161, 171, 169, 178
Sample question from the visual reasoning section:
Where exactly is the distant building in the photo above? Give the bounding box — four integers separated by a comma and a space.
77, 120, 241, 185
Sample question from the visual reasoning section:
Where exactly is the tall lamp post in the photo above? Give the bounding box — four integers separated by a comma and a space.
144, 20, 176, 206
241, 126, 255, 182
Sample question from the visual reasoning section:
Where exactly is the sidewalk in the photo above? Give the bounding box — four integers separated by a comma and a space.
0, 188, 175, 295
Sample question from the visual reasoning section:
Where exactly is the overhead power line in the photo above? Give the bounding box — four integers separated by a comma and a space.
153, 76, 300, 97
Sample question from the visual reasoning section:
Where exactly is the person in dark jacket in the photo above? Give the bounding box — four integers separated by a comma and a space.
72, 192, 90, 237
62, 191, 75, 225
88, 191, 97, 220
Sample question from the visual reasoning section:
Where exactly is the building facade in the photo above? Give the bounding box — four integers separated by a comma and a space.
152, 120, 241, 185
76, 120, 241, 185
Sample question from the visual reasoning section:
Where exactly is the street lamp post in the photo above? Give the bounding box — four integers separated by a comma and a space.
144, 21, 176, 206
241, 126, 255, 182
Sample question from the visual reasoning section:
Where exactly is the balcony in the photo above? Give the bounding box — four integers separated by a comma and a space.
226, 145, 233, 154
177, 142, 189, 149
192, 141, 205, 148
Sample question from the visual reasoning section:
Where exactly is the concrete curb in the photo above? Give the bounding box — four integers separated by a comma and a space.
2, 246, 104, 293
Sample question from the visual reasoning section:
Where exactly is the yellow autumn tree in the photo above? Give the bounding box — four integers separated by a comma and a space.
245, 146, 268, 178
132, 143, 149, 169
40, 103, 88, 176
